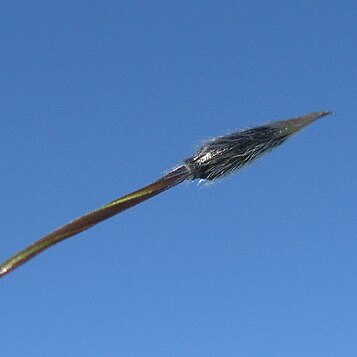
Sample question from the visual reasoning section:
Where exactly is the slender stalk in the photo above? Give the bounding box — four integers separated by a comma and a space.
0, 166, 190, 277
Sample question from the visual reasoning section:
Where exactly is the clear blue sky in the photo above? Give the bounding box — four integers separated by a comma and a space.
1, 1, 356, 356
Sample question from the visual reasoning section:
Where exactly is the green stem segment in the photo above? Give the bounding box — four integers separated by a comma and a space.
0, 165, 190, 278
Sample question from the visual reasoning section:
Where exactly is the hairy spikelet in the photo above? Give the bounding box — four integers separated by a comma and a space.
184, 126, 289, 180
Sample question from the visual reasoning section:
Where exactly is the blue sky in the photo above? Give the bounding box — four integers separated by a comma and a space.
1, 1, 356, 356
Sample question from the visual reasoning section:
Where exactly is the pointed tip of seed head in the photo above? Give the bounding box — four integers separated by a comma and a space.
299, 110, 333, 124
312, 110, 333, 118
272, 110, 332, 137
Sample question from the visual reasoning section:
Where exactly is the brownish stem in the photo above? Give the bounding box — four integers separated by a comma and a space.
0, 165, 190, 278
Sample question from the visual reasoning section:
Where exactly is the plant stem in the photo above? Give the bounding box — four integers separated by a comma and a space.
0, 165, 190, 278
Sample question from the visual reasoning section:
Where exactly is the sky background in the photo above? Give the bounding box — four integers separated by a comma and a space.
1, 1, 356, 356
